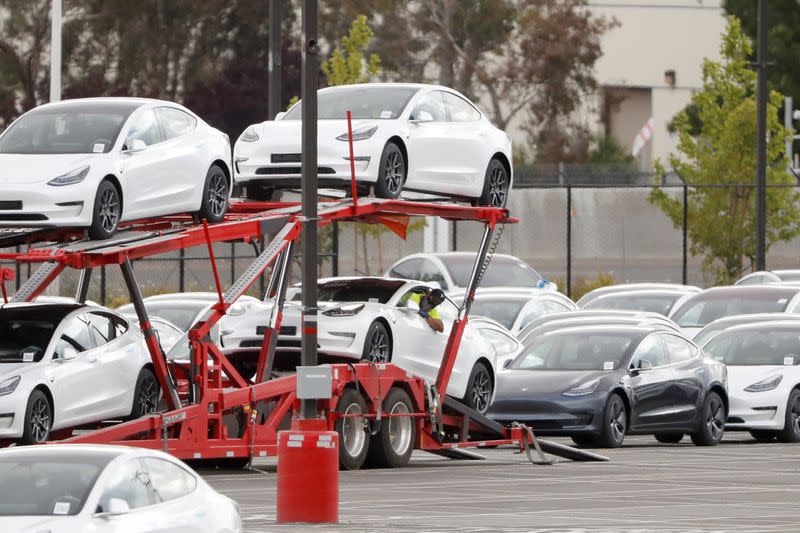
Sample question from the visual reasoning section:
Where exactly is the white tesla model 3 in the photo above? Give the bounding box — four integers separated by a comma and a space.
0, 97, 232, 239
234, 83, 513, 206
0, 302, 158, 444
0, 444, 242, 532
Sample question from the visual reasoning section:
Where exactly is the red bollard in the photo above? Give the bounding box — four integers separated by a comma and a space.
276, 423, 339, 523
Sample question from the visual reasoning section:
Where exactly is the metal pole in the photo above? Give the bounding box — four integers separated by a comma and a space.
300, 0, 319, 420
682, 184, 688, 284
755, 0, 768, 271
566, 186, 572, 299
49, 0, 61, 103
331, 221, 339, 277
785, 96, 793, 166
179, 248, 185, 292
76, 269, 92, 304
451, 221, 458, 251
268, 0, 283, 120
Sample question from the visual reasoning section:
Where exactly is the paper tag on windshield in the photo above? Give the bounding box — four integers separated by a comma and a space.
785, 356, 795, 365
22, 351, 35, 362
380, 110, 392, 119
53, 502, 70, 515
603, 361, 614, 370
93, 143, 105, 153
369, 298, 379, 303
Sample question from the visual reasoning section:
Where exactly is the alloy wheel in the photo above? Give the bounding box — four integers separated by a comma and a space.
98, 188, 120, 233
208, 173, 228, 218
488, 166, 508, 207
609, 399, 626, 443
137, 374, 159, 415
791, 396, 800, 436
470, 368, 491, 413
388, 401, 413, 455
342, 403, 366, 457
30, 397, 50, 443
383, 151, 403, 195
706, 396, 725, 441
367, 328, 389, 363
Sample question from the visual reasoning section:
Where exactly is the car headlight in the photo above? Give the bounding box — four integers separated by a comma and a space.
0, 376, 21, 397
322, 303, 365, 317
336, 125, 378, 142
47, 165, 90, 186
239, 126, 259, 143
228, 301, 256, 316
744, 375, 783, 392
562, 378, 600, 397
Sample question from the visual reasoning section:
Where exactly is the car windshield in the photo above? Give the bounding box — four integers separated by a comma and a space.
471, 299, 527, 329
283, 86, 419, 120
0, 101, 140, 154
294, 279, 406, 304
0, 453, 112, 516
705, 329, 800, 366
143, 302, 209, 331
583, 293, 683, 316
0, 307, 73, 363
670, 290, 797, 327
441, 255, 542, 288
512, 331, 635, 371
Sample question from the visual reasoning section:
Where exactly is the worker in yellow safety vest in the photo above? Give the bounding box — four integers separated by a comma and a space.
410, 288, 445, 333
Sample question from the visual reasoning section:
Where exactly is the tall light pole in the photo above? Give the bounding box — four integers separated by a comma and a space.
755, 0, 768, 271
268, 0, 282, 120
49, 0, 62, 103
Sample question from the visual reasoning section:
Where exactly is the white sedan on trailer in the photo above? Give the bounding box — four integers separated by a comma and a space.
0, 303, 158, 444
704, 322, 800, 442
0, 444, 241, 532
234, 83, 513, 207
0, 97, 232, 239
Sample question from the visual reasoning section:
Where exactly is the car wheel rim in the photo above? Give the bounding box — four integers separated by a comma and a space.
208, 172, 227, 218
99, 188, 120, 233
471, 368, 491, 413
707, 397, 724, 439
488, 165, 508, 207
791, 396, 800, 435
388, 401, 412, 455
367, 328, 389, 363
609, 400, 625, 443
384, 151, 403, 195
342, 403, 365, 457
30, 398, 50, 443
138, 374, 159, 415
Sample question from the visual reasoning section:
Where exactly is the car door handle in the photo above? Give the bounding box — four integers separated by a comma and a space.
87, 357, 98, 364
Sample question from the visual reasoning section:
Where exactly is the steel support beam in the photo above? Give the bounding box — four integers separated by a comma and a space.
268, 0, 283, 120
755, 0, 768, 271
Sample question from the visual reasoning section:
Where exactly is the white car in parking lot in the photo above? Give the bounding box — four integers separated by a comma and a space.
0, 302, 158, 444
0, 444, 241, 532
0, 97, 232, 239
461, 288, 578, 335
234, 83, 512, 206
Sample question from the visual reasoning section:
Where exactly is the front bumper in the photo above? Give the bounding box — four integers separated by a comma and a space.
0, 395, 26, 439
487, 394, 605, 436
726, 389, 786, 430
0, 181, 93, 227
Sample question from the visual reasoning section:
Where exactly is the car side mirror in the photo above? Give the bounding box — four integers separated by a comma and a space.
124, 139, 147, 153
410, 110, 433, 124
274, 111, 286, 121
96, 498, 130, 518
60, 346, 79, 361
503, 359, 512, 369
630, 359, 653, 376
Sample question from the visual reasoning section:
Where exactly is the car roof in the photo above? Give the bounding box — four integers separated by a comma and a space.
35, 96, 171, 109
703, 312, 797, 326
0, 443, 133, 461
0, 302, 85, 314
318, 82, 456, 92
538, 324, 657, 337
691, 285, 800, 296
715, 321, 800, 334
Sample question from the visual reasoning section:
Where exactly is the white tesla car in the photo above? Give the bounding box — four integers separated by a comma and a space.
0, 97, 232, 239
458, 289, 578, 335
0, 444, 241, 532
704, 321, 800, 442
225, 277, 499, 412
0, 302, 158, 444
234, 83, 513, 207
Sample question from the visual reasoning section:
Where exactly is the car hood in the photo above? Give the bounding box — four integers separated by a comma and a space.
257, 119, 381, 143
0, 153, 104, 185
0, 362, 39, 379
727, 365, 790, 391
495, 369, 609, 397
0, 515, 75, 529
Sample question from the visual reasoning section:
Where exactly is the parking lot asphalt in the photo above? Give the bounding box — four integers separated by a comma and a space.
204, 433, 800, 532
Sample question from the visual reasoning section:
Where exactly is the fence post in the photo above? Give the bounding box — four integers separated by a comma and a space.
451, 221, 458, 251
15, 245, 21, 290
179, 248, 185, 293
332, 221, 339, 277
566, 185, 572, 299
682, 184, 688, 285
100, 265, 107, 305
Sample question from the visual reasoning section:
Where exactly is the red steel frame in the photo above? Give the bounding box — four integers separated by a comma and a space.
0, 198, 543, 462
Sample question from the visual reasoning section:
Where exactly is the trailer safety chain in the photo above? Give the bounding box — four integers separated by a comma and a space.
511, 422, 552, 466
425, 382, 444, 442
473, 223, 504, 289
247, 384, 257, 470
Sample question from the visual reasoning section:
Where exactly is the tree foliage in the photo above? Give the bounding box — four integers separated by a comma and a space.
322, 14, 381, 86
649, 17, 798, 285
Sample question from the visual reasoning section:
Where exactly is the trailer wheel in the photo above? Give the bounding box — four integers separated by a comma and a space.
366, 388, 416, 468
334, 388, 370, 470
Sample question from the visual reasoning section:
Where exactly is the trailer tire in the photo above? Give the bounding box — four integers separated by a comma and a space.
366, 387, 416, 469
334, 388, 370, 470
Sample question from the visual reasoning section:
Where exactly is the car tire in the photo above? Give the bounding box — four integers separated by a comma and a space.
366, 387, 416, 469
473, 158, 509, 208
654, 432, 684, 444
129, 368, 160, 419
246, 184, 278, 201
777, 389, 800, 443
597, 393, 627, 448
21, 389, 52, 445
88, 180, 122, 240
690, 391, 726, 446
362, 321, 392, 363
750, 430, 778, 442
465, 362, 493, 414
334, 388, 370, 470
197, 164, 229, 223
374, 142, 405, 199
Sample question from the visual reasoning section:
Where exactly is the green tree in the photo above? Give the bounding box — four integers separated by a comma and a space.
649, 17, 798, 285
321, 14, 381, 86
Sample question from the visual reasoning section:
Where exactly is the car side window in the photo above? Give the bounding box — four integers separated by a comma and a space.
389, 258, 424, 281
114, 316, 129, 337
54, 313, 93, 358
631, 334, 667, 368
661, 334, 697, 364
155, 107, 197, 140
517, 302, 549, 329
142, 458, 197, 503
410, 91, 447, 122
443, 92, 481, 122
97, 459, 153, 512
125, 109, 162, 149
481, 328, 518, 356
88, 313, 116, 347
419, 259, 448, 289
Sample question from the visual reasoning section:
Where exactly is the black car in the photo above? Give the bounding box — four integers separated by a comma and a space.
487, 325, 728, 448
